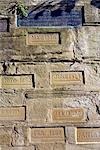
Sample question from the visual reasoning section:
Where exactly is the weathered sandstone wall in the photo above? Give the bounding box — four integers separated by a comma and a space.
0, 0, 100, 150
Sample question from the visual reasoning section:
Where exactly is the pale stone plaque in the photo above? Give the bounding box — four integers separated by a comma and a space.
0, 107, 25, 121
51, 108, 85, 122
0, 75, 33, 89
50, 72, 84, 86
76, 128, 100, 144
26, 33, 59, 45
30, 127, 65, 143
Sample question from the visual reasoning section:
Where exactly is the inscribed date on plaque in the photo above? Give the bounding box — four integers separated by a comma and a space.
76, 128, 100, 144
0, 75, 34, 89
0, 107, 25, 121
26, 33, 60, 45
52, 108, 85, 122
0, 18, 9, 32
50, 71, 84, 86
30, 127, 65, 143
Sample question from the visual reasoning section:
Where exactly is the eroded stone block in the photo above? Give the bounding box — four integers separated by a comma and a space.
35, 143, 65, 150
0, 75, 34, 89
0, 18, 8, 32
50, 71, 84, 87
26, 99, 48, 123
0, 128, 11, 146
0, 147, 35, 150
29, 127, 65, 143
50, 108, 86, 123
12, 126, 28, 146
26, 33, 59, 45
76, 128, 100, 144
0, 107, 25, 121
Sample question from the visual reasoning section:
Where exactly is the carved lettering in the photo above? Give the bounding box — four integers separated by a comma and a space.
50, 72, 84, 86
52, 108, 85, 122
27, 33, 59, 45
0, 107, 25, 121
0, 75, 33, 89
76, 128, 100, 144
30, 128, 65, 143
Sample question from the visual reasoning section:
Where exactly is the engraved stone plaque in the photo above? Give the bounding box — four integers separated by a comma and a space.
0, 107, 25, 121
0, 75, 33, 89
50, 72, 84, 86
76, 128, 100, 144
27, 33, 59, 45
51, 108, 85, 122
30, 127, 65, 143
0, 18, 8, 32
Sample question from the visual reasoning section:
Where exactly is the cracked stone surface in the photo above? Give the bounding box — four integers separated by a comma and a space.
0, 0, 100, 149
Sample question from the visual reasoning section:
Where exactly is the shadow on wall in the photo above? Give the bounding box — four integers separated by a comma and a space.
17, 0, 83, 27
29, 0, 79, 19
91, 0, 100, 9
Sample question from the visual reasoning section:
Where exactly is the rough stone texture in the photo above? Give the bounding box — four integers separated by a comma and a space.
0, 127, 12, 146
0, 106, 25, 121
29, 127, 65, 144
35, 143, 65, 150
12, 126, 28, 146
0, 147, 35, 150
0, 0, 100, 149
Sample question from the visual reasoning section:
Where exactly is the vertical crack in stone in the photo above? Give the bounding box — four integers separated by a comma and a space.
96, 104, 100, 115
86, 109, 90, 121
16, 66, 18, 74
2, 62, 8, 73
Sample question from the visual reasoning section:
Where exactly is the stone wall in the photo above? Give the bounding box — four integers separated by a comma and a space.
0, 0, 100, 150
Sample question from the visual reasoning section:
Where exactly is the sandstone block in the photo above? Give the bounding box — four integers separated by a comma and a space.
0, 128, 12, 146
50, 71, 84, 87
66, 144, 100, 150
0, 75, 33, 89
12, 126, 28, 146
0, 18, 8, 32
49, 108, 86, 123
0, 106, 25, 121
0, 147, 35, 150
29, 127, 65, 143
26, 99, 48, 123
35, 143, 65, 150
26, 33, 59, 45
76, 128, 100, 144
